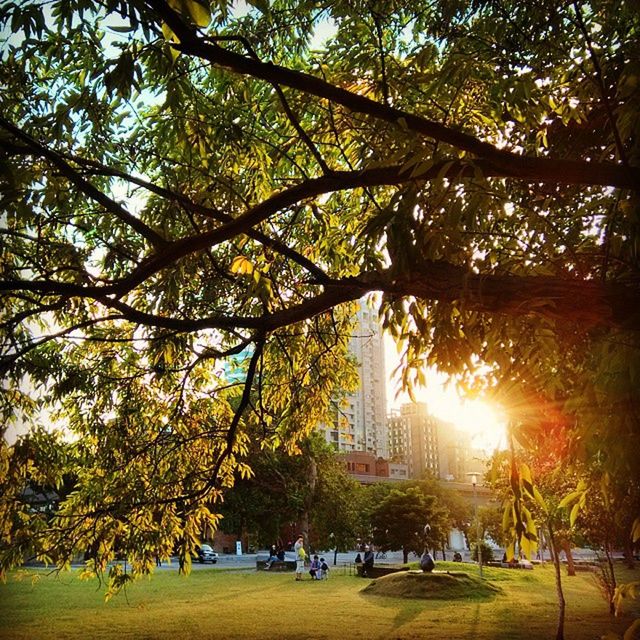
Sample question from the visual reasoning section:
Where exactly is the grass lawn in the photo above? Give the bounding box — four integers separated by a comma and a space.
1, 562, 638, 639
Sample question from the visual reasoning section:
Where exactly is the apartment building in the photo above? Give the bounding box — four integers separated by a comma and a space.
319, 301, 388, 458
388, 401, 482, 481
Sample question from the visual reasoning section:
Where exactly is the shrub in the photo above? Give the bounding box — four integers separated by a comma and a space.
471, 542, 494, 564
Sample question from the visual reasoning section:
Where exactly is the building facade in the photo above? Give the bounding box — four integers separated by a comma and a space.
387, 401, 484, 481
319, 301, 388, 458
388, 402, 442, 477
341, 451, 409, 484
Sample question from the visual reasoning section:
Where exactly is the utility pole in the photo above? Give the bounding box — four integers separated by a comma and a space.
467, 471, 483, 578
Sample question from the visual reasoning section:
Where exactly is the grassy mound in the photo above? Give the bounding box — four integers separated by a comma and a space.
361, 570, 502, 600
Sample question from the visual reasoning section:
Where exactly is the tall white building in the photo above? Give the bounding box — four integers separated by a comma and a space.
320, 301, 388, 458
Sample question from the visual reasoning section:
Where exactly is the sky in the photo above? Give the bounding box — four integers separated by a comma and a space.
383, 336, 508, 454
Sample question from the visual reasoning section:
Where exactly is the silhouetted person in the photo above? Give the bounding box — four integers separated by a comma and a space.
362, 545, 374, 577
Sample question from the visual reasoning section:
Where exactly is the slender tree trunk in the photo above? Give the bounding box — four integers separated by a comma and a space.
333, 547, 338, 566
604, 543, 617, 615
548, 524, 566, 640
538, 528, 545, 562
403, 547, 409, 563
561, 540, 576, 576
299, 457, 317, 553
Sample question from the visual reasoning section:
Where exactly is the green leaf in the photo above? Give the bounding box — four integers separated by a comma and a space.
569, 501, 580, 528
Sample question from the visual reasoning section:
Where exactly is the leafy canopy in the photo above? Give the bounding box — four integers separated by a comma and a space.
1, 0, 639, 588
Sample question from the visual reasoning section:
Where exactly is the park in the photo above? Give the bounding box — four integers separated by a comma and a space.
1, 0, 639, 638
1, 557, 639, 639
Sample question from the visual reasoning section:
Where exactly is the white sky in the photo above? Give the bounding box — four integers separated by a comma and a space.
384, 336, 507, 453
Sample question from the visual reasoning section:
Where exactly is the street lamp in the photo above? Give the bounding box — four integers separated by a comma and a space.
467, 471, 483, 578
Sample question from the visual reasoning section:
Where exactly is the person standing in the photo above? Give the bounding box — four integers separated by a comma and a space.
362, 545, 374, 577
295, 538, 306, 581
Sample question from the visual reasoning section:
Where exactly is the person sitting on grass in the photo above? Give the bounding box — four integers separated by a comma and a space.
309, 554, 321, 579
318, 558, 330, 579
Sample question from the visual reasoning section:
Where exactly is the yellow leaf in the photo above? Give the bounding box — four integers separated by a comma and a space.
168, 0, 211, 27
632, 517, 640, 543
505, 540, 515, 562
502, 502, 513, 532
558, 490, 580, 509
533, 486, 547, 513
161, 22, 179, 43
230, 255, 253, 275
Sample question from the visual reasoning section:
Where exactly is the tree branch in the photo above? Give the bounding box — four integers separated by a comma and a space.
0, 117, 168, 250
148, 0, 639, 191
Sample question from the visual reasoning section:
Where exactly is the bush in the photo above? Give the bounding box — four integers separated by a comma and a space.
471, 542, 494, 564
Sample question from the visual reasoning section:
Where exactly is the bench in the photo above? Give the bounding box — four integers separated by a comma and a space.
498, 562, 534, 570
256, 559, 296, 572
357, 564, 408, 578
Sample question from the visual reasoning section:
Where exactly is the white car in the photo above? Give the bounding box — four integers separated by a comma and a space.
196, 544, 219, 564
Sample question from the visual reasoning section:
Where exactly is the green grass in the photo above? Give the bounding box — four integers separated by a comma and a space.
362, 569, 502, 600
1, 562, 638, 639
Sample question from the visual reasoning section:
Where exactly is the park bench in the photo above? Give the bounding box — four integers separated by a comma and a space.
256, 559, 296, 571
357, 564, 408, 578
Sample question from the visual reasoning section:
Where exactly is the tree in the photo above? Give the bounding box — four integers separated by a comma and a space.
309, 452, 361, 563
1, 0, 639, 591
476, 504, 508, 549
411, 473, 472, 558
370, 486, 448, 563
216, 432, 358, 554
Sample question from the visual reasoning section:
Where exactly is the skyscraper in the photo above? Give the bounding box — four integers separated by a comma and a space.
319, 300, 388, 457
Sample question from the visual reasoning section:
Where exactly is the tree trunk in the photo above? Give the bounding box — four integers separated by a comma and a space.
333, 547, 338, 566
604, 543, 617, 615
623, 541, 636, 570
403, 547, 409, 564
548, 524, 566, 640
538, 528, 545, 562
299, 457, 318, 553
561, 540, 576, 577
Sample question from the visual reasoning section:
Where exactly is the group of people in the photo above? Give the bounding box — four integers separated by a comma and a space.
264, 535, 331, 580
295, 535, 330, 581
263, 544, 286, 569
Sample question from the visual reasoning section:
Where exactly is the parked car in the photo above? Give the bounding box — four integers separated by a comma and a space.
196, 544, 218, 564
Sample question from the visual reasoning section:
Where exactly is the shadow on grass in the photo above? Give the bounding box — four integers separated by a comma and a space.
358, 571, 501, 633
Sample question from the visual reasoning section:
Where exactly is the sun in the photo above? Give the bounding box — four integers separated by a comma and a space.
391, 369, 508, 453
452, 399, 508, 453
422, 385, 507, 453
385, 339, 508, 452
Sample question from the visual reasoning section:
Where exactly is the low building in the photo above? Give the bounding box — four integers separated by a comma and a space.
341, 451, 408, 484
